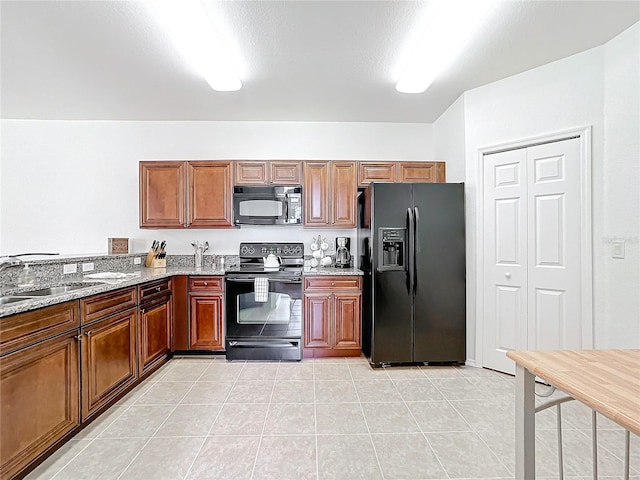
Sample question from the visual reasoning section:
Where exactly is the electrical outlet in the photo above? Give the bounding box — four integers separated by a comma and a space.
63, 263, 78, 275
133, 257, 142, 265
82, 262, 95, 272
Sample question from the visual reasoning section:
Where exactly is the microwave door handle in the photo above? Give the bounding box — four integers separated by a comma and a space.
284, 193, 289, 222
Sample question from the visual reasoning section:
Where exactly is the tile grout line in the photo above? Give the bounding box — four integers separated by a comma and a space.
388, 368, 451, 480
45, 361, 178, 480
113, 359, 214, 480
313, 359, 319, 480
249, 361, 280, 480
425, 369, 516, 478
348, 360, 386, 479
182, 359, 248, 480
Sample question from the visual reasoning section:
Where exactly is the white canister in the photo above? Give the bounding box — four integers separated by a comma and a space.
320, 256, 332, 266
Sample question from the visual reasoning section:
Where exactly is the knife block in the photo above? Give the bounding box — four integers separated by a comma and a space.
150, 258, 166, 268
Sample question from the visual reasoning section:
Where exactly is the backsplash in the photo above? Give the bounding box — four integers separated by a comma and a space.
0, 253, 237, 288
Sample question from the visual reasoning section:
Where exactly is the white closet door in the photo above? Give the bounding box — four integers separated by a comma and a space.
526, 139, 582, 351
483, 137, 582, 374
483, 148, 528, 374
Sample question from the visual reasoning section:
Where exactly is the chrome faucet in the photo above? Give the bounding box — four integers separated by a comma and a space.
0, 257, 23, 272
0, 253, 59, 273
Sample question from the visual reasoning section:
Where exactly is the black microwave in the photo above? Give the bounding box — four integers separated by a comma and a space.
233, 186, 303, 225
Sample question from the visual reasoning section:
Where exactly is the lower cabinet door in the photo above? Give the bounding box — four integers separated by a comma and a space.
189, 294, 224, 350
139, 297, 171, 374
0, 333, 80, 479
333, 293, 361, 349
303, 293, 332, 348
81, 309, 137, 421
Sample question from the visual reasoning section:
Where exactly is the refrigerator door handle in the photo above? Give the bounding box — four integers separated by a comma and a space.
407, 207, 415, 295
413, 206, 420, 295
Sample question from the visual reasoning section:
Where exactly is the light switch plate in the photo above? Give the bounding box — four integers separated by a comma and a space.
133, 257, 142, 265
82, 262, 95, 272
612, 241, 625, 259
63, 263, 78, 274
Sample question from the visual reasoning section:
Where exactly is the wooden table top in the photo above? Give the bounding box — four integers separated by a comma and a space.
507, 349, 640, 435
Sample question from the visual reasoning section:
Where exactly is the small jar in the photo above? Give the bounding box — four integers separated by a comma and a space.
216, 256, 225, 271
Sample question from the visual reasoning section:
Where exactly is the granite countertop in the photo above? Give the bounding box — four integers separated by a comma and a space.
0, 265, 364, 318
302, 266, 363, 276
0, 267, 225, 318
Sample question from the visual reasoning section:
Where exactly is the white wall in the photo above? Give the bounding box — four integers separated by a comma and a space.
601, 23, 640, 348
435, 22, 639, 363
0, 121, 433, 256
433, 95, 466, 183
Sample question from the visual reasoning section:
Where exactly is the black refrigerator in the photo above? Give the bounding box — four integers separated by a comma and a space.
358, 182, 466, 366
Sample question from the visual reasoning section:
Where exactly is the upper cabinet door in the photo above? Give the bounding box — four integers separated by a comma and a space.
235, 161, 268, 185
140, 162, 186, 228
270, 161, 302, 185
399, 162, 437, 183
304, 161, 330, 226
331, 161, 357, 227
188, 161, 233, 227
358, 162, 397, 187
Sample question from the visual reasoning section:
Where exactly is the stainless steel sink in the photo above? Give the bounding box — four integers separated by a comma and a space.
0, 296, 29, 305
15, 283, 102, 297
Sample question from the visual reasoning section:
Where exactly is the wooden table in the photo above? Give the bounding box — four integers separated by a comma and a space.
507, 349, 640, 479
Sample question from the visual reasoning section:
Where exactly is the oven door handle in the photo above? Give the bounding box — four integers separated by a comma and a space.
225, 276, 302, 284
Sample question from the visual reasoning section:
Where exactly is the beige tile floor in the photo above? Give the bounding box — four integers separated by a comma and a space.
25, 356, 639, 480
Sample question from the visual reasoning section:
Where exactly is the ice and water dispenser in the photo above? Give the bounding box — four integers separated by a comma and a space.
378, 228, 406, 271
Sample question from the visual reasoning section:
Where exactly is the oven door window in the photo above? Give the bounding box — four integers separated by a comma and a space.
226, 278, 302, 339
238, 292, 291, 324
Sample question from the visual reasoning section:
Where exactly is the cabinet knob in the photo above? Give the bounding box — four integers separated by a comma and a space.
204, 282, 208, 286
504, 272, 512, 279
74, 334, 82, 341
85, 331, 92, 337
331, 282, 335, 286
156, 286, 161, 292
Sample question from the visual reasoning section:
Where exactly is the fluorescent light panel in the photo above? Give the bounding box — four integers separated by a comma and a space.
149, 0, 241, 92
395, 0, 497, 94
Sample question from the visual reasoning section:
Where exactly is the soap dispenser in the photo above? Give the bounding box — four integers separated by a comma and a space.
17, 264, 36, 287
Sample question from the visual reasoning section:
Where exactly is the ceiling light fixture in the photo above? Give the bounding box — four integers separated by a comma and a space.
147, 0, 242, 92
395, 0, 498, 94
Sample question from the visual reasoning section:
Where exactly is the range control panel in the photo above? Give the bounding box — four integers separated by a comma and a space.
239, 242, 304, 259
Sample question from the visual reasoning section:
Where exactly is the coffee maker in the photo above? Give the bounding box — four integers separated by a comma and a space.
335, 237, 352, 268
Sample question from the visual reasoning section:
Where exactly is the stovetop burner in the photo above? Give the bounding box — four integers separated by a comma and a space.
228, 242, 305, 277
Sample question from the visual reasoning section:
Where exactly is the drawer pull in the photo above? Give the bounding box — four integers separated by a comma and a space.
74, 334, 82, 341
85, 331, 92, 337
156, 286, 161, 292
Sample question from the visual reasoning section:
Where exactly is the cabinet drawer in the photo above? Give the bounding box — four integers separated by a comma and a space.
304, 276, 361, 292
0, 301, 79, 356
80, 287, 137, 324
189, 276, 224, 292
139, 279, 171, 303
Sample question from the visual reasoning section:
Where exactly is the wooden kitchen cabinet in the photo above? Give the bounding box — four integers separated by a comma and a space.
303, 276, 362, 357
0, 331, 80, 480
138, 280, 172, 375
139, 161, 186, 228
358, 161, 398, 186
188, 276, 224, 351
304, 161, 357, 227
235, 160, 302, 185
80, 287, 138, 421
188, 161, 233, 227
139, 160, 233, 228
398, 161, 445, 183
270, 161, 302, 184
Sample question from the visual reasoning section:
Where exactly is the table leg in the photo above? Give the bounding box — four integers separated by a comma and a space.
515, 363, 536, 479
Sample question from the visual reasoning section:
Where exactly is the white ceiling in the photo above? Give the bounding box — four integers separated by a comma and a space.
1, 0, 638, 123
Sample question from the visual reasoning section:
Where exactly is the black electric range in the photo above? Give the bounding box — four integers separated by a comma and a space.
225, 242, 304, 361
